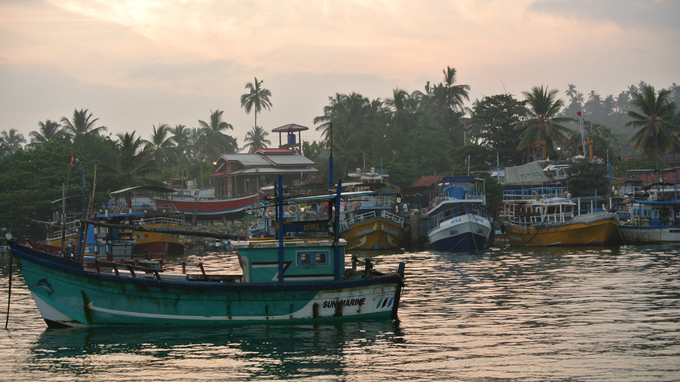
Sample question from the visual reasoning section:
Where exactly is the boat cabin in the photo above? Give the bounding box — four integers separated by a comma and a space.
234, 238, 346, 283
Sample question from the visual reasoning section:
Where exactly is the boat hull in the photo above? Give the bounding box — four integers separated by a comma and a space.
617, 225, 680, 243
341, 217, 404, 250
428, 213, 492, 252
130, 223, 185, 256
10, 244, 403, 328
505, 212, 619, 247
166, 194, 260, 220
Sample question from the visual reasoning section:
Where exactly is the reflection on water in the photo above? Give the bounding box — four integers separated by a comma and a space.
0, 244, 679, 381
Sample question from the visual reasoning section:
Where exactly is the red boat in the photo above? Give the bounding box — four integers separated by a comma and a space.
160, 193, 262, 220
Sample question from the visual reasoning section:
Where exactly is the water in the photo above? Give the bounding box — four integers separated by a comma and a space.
1, 244, 679, 381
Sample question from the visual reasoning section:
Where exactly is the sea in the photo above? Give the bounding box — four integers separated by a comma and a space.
1, 243, 679, 381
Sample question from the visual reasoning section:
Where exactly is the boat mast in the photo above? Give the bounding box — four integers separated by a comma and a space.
277, 174, 284, 283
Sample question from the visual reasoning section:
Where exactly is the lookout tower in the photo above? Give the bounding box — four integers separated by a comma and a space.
272, 123, 309, 152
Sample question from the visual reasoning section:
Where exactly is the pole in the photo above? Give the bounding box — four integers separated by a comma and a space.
277, 175, 284, 283
61, 182, 66, 255
578, 111, 586, 157
328, 122, 334, 187
5, 253, 12, 329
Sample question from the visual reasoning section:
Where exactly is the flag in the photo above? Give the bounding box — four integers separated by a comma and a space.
70, 156, 74, 167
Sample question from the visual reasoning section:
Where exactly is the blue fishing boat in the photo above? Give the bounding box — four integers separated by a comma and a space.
8, 176, 405, 328
427, 177, 492, 252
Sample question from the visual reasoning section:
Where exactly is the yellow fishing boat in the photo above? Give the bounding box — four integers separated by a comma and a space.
501, 197, 619, 247
339, 211, 404, 250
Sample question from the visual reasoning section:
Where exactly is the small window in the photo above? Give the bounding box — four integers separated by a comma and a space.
299, 253, 312, 265
297, 251, 330, 267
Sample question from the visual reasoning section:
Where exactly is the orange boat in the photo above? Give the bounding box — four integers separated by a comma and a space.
501, 197, 619, 247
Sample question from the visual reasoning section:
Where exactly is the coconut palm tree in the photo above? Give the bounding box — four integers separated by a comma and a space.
171, 124, 192, 163
0, 129, 26, 154
625, 85, 678, 165
435, 66, 470, 114
514, 85, 575, 159
29, 119, 64, 147
241, 77, 273, 129
198, 109, 238, 160
243, 125, 271, 153
109, 132, 159, 189
145, 123, 178, 170
60, 109, 107, 139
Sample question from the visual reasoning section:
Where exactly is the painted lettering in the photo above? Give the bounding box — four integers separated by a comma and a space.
322, 298, 366, 309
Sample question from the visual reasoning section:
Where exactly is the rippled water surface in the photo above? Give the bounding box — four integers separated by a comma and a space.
1, 244, 679, 381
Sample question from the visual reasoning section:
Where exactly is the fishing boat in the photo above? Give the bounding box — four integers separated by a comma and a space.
339, 188, 405, 250
617, 200, 680, 243
426, 177, 493, 252
164, 192, 262, 221
336, 168, 405, 250
501, 196, 619, 246
45, 186, 187, 257
7, 176, 405, 328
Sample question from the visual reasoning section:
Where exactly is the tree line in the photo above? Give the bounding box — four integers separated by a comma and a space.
0, 67, 678, 227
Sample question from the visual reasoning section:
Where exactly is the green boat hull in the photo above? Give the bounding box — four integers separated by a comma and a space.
11, 244, 403, 328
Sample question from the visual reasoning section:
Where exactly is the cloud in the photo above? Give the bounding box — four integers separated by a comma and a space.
529, 0, 680, 29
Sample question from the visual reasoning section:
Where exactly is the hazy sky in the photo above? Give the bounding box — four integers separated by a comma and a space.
1, 0, 678, 147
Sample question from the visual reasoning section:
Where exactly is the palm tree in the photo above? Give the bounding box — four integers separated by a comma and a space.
625, 85, 678, 166
198, 109, 238, 160
109, 132, 159, 189
241, 77, 273, 129
436, 66, 470, 114
171, 124, 192, 163
0, 129, 26, 154
145, 123, 178, 170
514, 85, 575, 159
243, 125, 271, 153
565, 84, 577, 100
61, 109, 107, 139
29, 119, 64, 147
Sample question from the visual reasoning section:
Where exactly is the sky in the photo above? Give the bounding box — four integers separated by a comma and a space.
1, 0, 679, 147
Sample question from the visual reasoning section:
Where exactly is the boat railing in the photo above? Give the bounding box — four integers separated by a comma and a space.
502, 186, 568, 201
128, 216, 185, 227
87, 259, 243, 282
427, 204, 489, 231
46, 220, 81, 241
381, 210, 405, 226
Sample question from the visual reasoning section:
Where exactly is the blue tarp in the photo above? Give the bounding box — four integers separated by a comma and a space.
443, 185, 467, 199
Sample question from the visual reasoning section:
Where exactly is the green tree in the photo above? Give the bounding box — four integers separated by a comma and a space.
240, 77, 273, 129
60, 109, 107, 139
145, 123, 178, 171
198, 109, 238, 160
470, 94, 527, 166
107, 132, 159, 189
29, 119, 64, 148
566, 161, 610, 197
170, 124, 192, 164
515, 85, 575, 159
0, 129, 26, 154
0, 141, 88, 226
243, 125, 271, 153
625, 85, 678, 166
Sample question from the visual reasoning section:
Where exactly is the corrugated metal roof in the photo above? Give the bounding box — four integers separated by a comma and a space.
220, 153, 270, 166
263, 153, 315, 166
228, 167, 317, 175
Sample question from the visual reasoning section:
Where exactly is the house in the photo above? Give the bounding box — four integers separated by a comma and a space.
211, 148, 317, 198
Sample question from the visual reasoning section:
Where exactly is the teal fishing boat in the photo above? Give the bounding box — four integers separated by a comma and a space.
8, 176, 405, 328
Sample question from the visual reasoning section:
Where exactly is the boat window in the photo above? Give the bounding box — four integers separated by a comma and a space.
297, 251, 330, 267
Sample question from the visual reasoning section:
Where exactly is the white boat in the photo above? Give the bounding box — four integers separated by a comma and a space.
427, 177, 492, 252
618, 200, 680, 243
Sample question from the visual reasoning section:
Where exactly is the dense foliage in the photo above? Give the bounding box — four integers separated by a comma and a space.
0, 71, 679, 228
